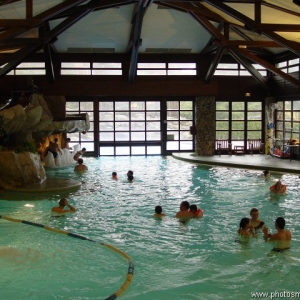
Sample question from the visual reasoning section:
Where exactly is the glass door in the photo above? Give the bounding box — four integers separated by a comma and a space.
99, 100, 162, 155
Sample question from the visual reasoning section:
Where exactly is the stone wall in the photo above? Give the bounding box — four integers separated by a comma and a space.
195, 97, 215, 155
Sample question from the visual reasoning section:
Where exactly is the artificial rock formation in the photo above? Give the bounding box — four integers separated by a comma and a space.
0, 93, 89, 189
0, 151, 46, 189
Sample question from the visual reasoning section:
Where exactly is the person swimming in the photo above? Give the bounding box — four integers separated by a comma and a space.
127, 170, 134, 181
237, 217, 252, 238
263, 170, 270, 180
270, 180, 286, 194
263, 217, 291, 252
189, 204, 203, 218
249, 208, 266, 234
175, 201, 194, 221
153, 205, 166, 218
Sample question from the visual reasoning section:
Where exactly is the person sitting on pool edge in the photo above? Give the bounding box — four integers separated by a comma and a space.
238, 217, 252, 238
270, 180, 286, 194
51, 198, 76, 213
74, 158, 88, 172
263, 217, 291, 252
112, 172, 118, 180
175, 201, 194, 220
189, 204, 204, 218
153, 205, 166, 218
249, 208, 266, 234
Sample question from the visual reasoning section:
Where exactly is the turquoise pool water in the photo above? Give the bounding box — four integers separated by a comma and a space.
1, 156, 300, 300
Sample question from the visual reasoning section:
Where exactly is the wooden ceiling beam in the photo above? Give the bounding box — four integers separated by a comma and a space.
157, 1, 226, 22
54, 0, 135, 19
0, 0, 87, 41
201, 23, 223, 54
40, 22, 55, 83
0, 19, 43, 27
263, 1, 300, 18
236, 47, 300, 87
228, 47, 271, 92
36, 0, 88, 21
0, 0, 21, 5
202, 0, 300, 59
203, 0, 255, 27
26, 0, 33, 19
254, 0, 261, 25
229, 25, 272, 56
49, 11, 92, 39
262, 31, 300, 57
227, 40, 281, 47
0, 44, 43, 77
205, 45, 225, 83
43, 43, 55, 83
255, 24, 300, 32
0, 37, 51, 45
128, 1, 149, 83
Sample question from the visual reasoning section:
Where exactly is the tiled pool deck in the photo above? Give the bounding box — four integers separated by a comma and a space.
172, 153, 300, 175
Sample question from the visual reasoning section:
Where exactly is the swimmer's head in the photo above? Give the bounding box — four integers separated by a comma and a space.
239, 217, 250, 229
59, 198, 67, 206
263, 170, 270, 176
190, 204, 198, 212
180, 201, 190, 211
274, 180, 282, 189
155, 205, 162, 214
250, 208, 259, 219
275, 217, 285, 229
78, 158, 83, 164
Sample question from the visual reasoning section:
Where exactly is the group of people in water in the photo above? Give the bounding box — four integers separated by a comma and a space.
153, 201, 204, 220
44, 137, 87, 168
237, 171, 291, 251
51, 170, 135, 212
238, 208, 291, 252
50, 163, 291, 253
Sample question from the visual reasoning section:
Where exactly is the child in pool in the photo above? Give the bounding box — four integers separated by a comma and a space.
153, 205, 166, 218
189, 204, 204, 218
238, 217, 252, 237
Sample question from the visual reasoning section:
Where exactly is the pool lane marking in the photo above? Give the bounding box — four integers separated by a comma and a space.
0, 215, 134, 300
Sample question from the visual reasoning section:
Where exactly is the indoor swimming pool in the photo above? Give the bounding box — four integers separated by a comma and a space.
0, 156, 300, 299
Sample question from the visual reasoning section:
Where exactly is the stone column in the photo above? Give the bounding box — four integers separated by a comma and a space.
195, 96, 215, 155
265, 96, 279, 155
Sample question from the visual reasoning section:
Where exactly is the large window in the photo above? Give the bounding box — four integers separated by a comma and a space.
99, 101, 161, 155
166, 101, 193, 151
216, 101, 262, 147
276, 100, 300, 140
66, 101, 94, 151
